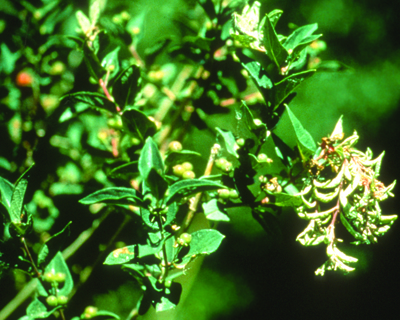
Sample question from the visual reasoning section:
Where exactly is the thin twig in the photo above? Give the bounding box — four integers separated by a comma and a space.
0, 210, 111, 320
68, 213, 131, 299
21, 237, 41, 278
181, 144, 220, 232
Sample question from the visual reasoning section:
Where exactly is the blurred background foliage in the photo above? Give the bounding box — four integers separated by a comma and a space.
0, 0, 399, 319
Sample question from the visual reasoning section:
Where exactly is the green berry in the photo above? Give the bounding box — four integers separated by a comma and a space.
257, 153, 268, 162
218, 189, 230, 199
57, 295, 68, 305
43, 272, 56, 282
46, 295, 58, 306
253, 118, 262, 126
54, 272, 66, 282
215, 158, 227, 169
84, 306, 98, 317
168, 141, 182, 152
182, 170, 195, 179
182, 162, 193, 171
236, 138, 245, 147
229, 189, 239, 199
178, 233, 192, 246
222, 161, 233, 172
173, 165, 185, 176
165, 280, 172, 288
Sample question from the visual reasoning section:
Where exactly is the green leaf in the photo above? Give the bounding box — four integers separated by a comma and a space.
26, 298, 61, 319
268, 9, 283, 27
44, 252, 73, 296
139, 137, 164, 180
216, 128, 238, 158
121, 108, 157, 142
164, 150, 201, 167
340, 213, 363, 241
285, 105, 317, 159
109, 161, 138, 178
261, 13, 289, 69
166, 180, 224, 205
0, 176, 14, 209
104, 245, 136, 265
330, 116, 344, 138
101, 46, 120, 79
0, 43, 21, 75
89, 0, 100, 26
112, 65, 141, 109
10, 177, 28, 225
104, 243, 163, 265
9, 164, 34, 234
182, 36, 213, 52
235, 101, 267, 144
79, 187, 143, 206
185, 229, 225, 258
155, 296, 177, 312
144, 169, 169, 201
141, 202, 178, 230
271, 193, 303, 207
37, 222, 72, 268
94, 310, 120, 319
76, 10, 91, 33
37, 244, 49, 267
60, 92, 116, 114
283, 23, 319, 51
274, 70, 315, 109
202, 199, 230, 221
34, 278, 49, 297
241, 60, 273, 90
26, 299, 46, 318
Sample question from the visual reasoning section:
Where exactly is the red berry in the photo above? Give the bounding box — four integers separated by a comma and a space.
16, 71, 33, 87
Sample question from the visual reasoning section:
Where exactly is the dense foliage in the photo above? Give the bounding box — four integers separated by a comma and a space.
0, 0, 398, 319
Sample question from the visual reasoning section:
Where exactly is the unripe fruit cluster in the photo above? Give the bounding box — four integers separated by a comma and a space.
177, 233, 192, 246
172, 162, 195, 179
43, 272, 66, 283
46, 295, 68, 306
215, 158, 233, 172
218, 189, 239, 200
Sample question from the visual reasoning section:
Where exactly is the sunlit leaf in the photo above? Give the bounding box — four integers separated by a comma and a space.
101, 46, 120, 79
164, 151, 201, 167
44, 252, 73, 296
216, 128, 238, 158
285, 105, 317, 159
60, 92, 116, 113
166, 180, 224, 205
184, 229, 225, 260
202, 199, 230, 221
79, 187, 143, 206
139, 137, 164, 180
112, 65, 141, 110
121, 109, 157, 142
274, 70, 315, 109
260, 13, 289, 69
283, 23, 319, 51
